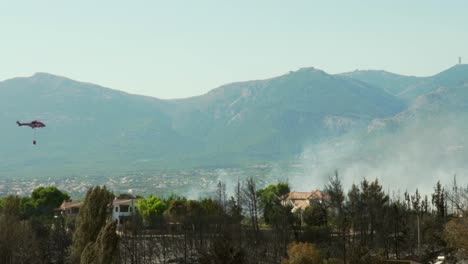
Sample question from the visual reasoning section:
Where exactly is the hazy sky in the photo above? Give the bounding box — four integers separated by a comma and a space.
1, 1, 467, 99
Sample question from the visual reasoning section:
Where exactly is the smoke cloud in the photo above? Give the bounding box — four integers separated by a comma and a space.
288, 113, 468, 195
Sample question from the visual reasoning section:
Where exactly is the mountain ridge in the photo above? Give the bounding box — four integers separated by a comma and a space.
4, 64, 466, 101
342, 64, 468, 100
2, 64, 468, 179
0, 66, 407, 177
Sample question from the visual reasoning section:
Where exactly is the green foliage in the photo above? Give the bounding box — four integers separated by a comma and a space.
20, 197, 36, 218
0, 196, 43, 263
0, 195, 21, 217
165, 199, 188, 221
136, 195, 167, 223
303, 203, 327, 227
227, 197, 243, 224
0, 196, 6, 209
164, 193, 187, 204
162, 197, 224, 222
1, 186, 69, 218
200, 198, 223, 216
258, 182, 290, 224
325, 171, 345, 212
186, 199, 204, 217
432, 181, 447, 220
325, 172, 346, 227
1, 176, 466, 263
30, 186, 70, 216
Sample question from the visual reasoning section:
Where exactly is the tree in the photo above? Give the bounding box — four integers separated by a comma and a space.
303, 203, 327, 227
0, 196, 43, 263
444, 183, 468, 260
71, 186, 114, 264
347, 183, 361, 247
258, 182, 290, 225
228, 179, 244, 249
411, 189, 422, 256
242, 177, 260, 234
136, 195, 167, 225
165, 199, 188, 222
444, 216, 468, 259
227, 197, 243, 224
432, 181, 446, 220
30, 186, 70, 216
385, 198, 408, 259
282, 242, 322, 264
446, 175, 467, 216
217, 181, 227, 211
116, 193, 136, 200
421, 195, 429, 215
198, 232, 245, 264
411, 189, 421, 214
80, 221, 119, 264
200, 198, 223, 216
325, 171, 347, 263
366, 179, 389, 246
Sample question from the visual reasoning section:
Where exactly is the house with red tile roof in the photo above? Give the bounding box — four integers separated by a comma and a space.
57, 198, 139, 227
281, 190, 329, 213
57, 201, 82, 216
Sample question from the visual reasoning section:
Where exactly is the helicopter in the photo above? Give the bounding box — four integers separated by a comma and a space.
17, 120, 46, 145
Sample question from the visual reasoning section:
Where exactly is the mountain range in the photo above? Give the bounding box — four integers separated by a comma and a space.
1, 64, 468, 179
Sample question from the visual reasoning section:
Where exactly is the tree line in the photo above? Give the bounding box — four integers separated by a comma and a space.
0, 174, 467, 263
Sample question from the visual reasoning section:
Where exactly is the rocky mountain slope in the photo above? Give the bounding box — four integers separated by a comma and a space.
0, 67, 406, 177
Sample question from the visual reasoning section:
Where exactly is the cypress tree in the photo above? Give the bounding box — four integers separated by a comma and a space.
71, 186, 114, 263
80, 221, 119, 264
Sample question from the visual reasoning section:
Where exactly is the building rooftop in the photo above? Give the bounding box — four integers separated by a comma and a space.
59, 201, 82, 210
284, 190, 329, 200
57, 198, 139, 210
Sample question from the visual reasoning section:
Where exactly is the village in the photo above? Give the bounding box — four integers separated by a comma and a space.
49, 181, 462, 264
57, 189, 328, 228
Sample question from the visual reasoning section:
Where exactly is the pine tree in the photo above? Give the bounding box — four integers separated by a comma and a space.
242, 177, 260, 235
432, 181, 446, 220
411, 189, 421, 214
367, 179, 388, 247
421, 195, 429, 215
346, 184, 361, 247
325, 171, 347, 263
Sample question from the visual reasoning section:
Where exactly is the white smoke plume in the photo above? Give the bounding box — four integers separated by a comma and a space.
288, 113, 468, 195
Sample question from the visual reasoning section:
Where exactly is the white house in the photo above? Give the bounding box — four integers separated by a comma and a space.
112, 198, 139, 226
57, 198, 139, 227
